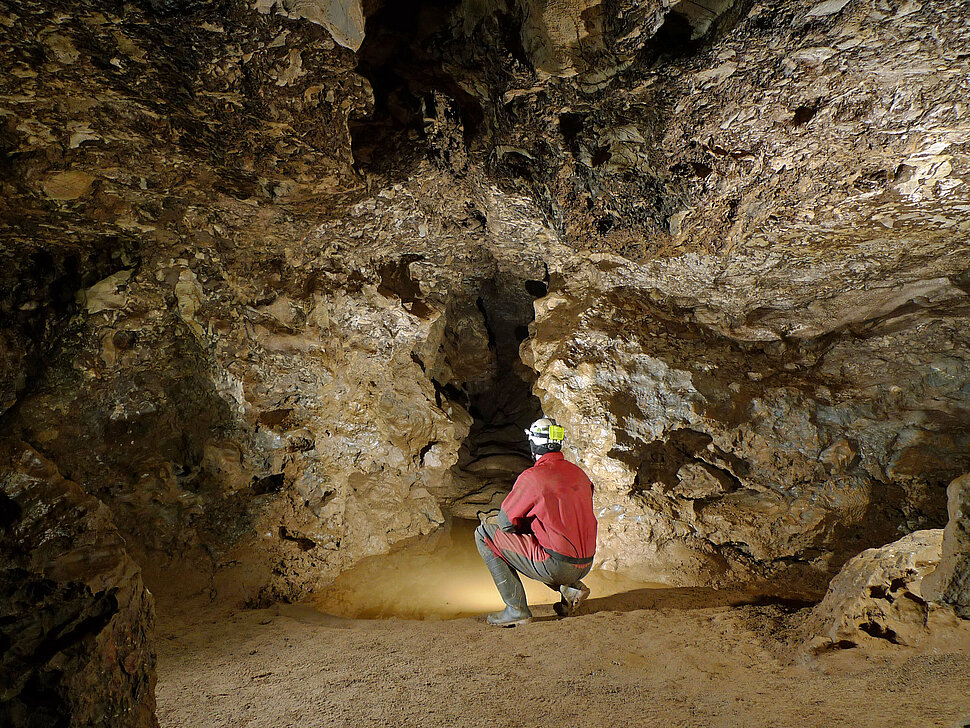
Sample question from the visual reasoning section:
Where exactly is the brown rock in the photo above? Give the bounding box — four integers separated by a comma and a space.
0, 443, 157, 727
803, 530, 943, 650
41, 170, 96, 200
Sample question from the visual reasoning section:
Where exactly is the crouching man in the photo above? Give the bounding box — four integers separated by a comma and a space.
475, 418, 597, 627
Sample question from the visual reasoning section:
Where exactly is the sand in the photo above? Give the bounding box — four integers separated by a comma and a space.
155, 522, 970, 728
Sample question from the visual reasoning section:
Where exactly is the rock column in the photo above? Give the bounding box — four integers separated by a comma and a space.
923, 474, 970, 618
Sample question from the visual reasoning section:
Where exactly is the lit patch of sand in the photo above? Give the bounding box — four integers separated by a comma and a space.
311, 519, 664, 620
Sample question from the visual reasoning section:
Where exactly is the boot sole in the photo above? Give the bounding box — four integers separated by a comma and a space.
487, 616, 533, 627
557, 585, 591, 617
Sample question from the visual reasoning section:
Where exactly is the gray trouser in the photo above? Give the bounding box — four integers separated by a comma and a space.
475, 523, 591, 610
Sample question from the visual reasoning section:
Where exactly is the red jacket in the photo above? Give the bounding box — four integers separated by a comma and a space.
500, 452, 597, 561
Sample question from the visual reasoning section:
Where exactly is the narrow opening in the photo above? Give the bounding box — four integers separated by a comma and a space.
448, 273, 544, 519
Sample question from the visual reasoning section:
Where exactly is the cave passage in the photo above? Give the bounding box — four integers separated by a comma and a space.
447, 273, 547, 518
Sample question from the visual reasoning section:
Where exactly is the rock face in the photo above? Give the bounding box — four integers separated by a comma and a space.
803, 529, 944, 650
0, 0, 968, 704
525, 250, 969, 588
923, 474, 970, 616
0, 443, 157, 727
0, 0, 556, 606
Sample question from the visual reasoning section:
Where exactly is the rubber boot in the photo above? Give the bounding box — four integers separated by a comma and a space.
476, 530, 532, 627
554, 581, 590, 617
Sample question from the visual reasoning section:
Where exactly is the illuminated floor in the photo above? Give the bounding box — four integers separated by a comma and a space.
311, 519, 662, 620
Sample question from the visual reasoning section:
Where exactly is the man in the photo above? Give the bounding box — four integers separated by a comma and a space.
475, 417, 597, 627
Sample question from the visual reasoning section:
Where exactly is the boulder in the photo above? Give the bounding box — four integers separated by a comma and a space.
803, 530, 943, 650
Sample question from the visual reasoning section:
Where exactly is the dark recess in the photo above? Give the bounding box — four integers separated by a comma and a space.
524, 280, 548, 298
792, 102, 821, 126
350, 0, 483, 169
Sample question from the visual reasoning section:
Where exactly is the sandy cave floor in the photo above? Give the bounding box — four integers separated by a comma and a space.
155, 524, 970, 728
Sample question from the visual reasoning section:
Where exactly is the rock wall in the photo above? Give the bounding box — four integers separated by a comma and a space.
1, 443, 157, 727
525, 251, 969, 588
0, 0, 559, 605
7, 1, 970, 724
497, 0, 970, 587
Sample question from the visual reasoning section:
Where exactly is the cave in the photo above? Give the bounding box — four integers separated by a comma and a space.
348, 0, 484, 171
3, 0, 970, 726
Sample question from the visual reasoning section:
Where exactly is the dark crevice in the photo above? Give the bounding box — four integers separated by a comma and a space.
0, 493, 22, 530
251, 473, 284, 495
419, 441, 438, 461
559, 112, 586, 150
448, 276, 544, 503
858, 621, 900, 643
792, 101, 822, 127
349, 0, 483, 171
524, 280, 548, 298
278, 527, 316, 551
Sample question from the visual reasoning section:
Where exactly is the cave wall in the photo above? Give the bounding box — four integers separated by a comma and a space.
490, 0, 970, 587
1, 0, 574, 608
526, 254, 969, 588
1, 443, 157, 727
1, 0, 968, 612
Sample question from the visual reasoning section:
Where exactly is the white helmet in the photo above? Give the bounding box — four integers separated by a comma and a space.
525, 417, 564, 454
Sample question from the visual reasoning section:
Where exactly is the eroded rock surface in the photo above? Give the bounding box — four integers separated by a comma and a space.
0, 443, 157, 727
525, 252, 969, 588
923, 474, 970, 616
1, 0, 968, 634
803, 529, 947, 650
6, 0, 970, 724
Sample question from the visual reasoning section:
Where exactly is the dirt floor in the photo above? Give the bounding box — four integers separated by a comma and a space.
155, 523, 970, 728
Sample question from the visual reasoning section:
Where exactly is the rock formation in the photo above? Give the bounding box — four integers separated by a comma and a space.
1, 0, 969, 721
923, 474, 970, 616
0, 443, 157, 727
802, 529, 943, 649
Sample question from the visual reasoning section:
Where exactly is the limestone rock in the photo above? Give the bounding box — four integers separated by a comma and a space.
42, 170, 96, 200
803, 530, 943, 650
923, 474, 970, 617
0, 443, 157, 727
275, 0, 365, 51
522, 252, 968, 587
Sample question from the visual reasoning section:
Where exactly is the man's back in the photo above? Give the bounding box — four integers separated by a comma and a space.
501, 451, 597, 560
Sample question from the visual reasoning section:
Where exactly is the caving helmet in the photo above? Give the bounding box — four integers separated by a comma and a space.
525, 417, 565, 456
